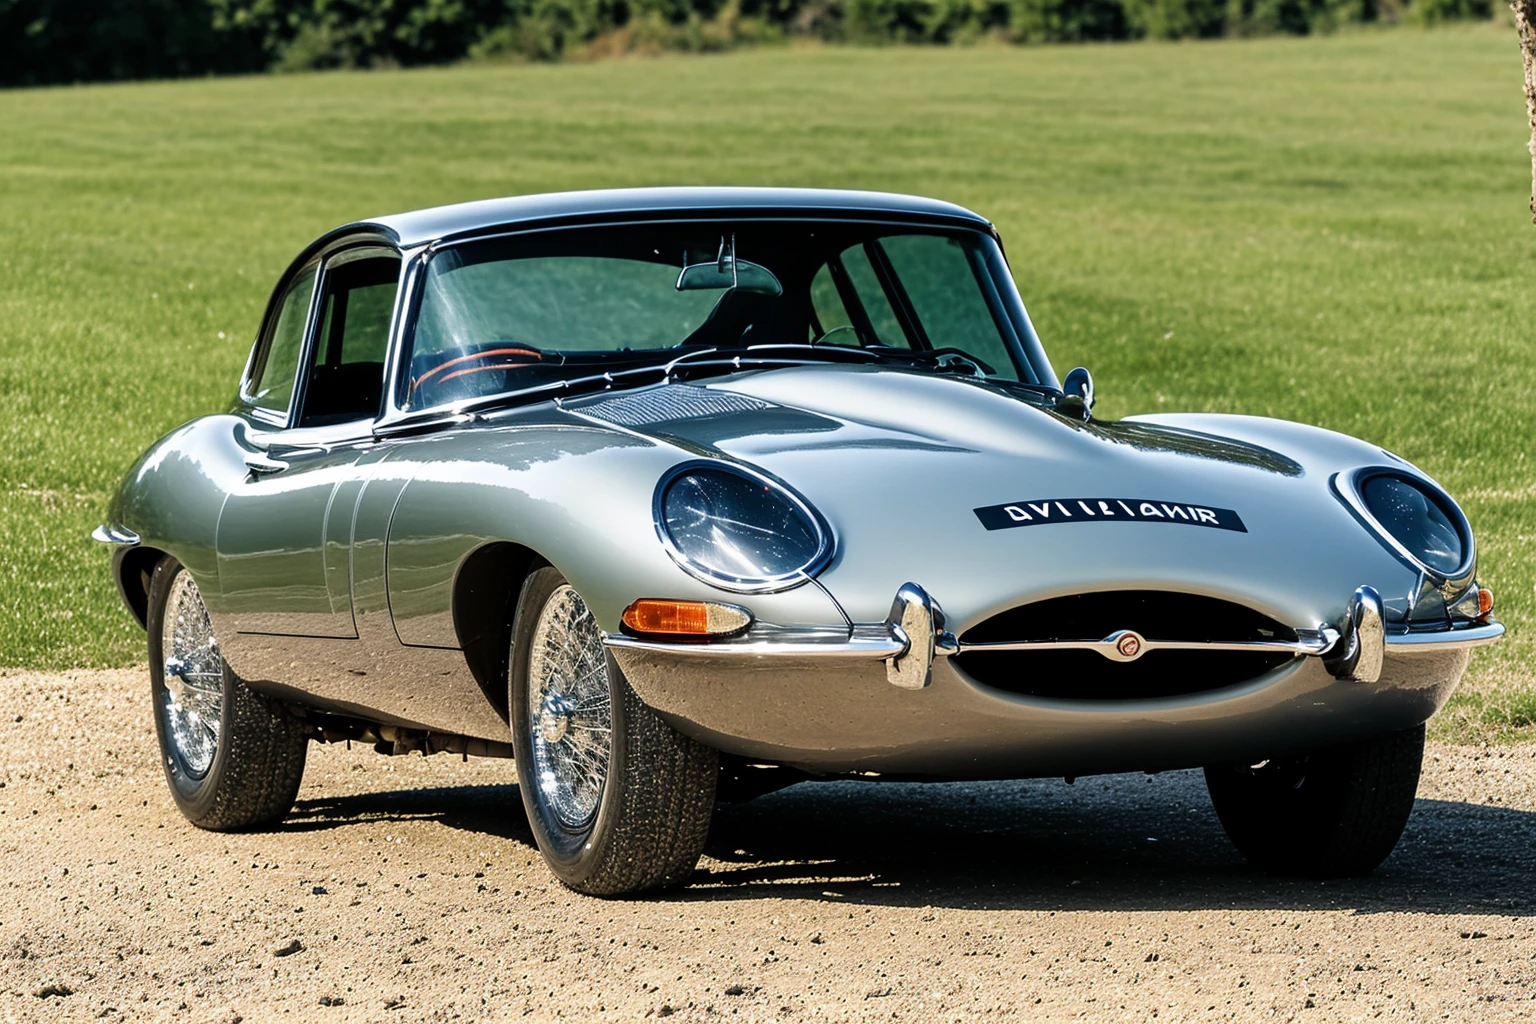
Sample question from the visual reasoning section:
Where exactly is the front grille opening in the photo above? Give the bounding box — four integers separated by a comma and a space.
955, 591, 1299, 701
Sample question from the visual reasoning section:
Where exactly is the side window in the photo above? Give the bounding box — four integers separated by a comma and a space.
880, 234, 1013, 373
810, 245, 909, 349
299, 254, 401, 427
248, 266, 316, 416
838, 245, 907, 347
808, 265, 855, 344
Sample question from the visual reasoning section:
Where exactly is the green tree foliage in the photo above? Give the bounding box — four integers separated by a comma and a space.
0, 0, 263, 86
0, 0, 1499, 86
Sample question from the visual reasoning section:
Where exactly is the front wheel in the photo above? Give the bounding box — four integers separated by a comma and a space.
146, 557, 309, 830
510, 567, 717, 895
1204, 724, 1425, 878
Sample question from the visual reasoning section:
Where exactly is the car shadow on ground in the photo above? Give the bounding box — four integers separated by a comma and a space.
281, 769, 1534, 916
283, 783, 532, 843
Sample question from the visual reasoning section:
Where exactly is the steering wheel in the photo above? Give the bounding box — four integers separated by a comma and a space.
927, 347, 996, 376
409, 343, 543, 401
812, 325, 861, 346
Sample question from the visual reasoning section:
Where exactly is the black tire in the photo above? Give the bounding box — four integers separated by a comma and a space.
1204, 724, 1425, 878
510, 567, 717, 895
146, 556, 309, 830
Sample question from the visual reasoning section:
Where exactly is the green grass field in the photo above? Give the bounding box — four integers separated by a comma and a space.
1, 24, 1531, 741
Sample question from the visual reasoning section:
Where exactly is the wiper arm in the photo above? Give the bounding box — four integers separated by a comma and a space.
376, 365, 679, 435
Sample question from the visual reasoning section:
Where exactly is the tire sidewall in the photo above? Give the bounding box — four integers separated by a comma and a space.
146, 556, 239, 821
509, 566, 629, 888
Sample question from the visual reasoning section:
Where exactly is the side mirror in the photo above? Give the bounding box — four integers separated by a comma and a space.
1061, 366, 1095, 421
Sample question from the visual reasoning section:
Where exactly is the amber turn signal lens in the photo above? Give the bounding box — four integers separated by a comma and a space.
624, 600, 710, 635
621, 599, 753, 638
1478, 587, 1494, 618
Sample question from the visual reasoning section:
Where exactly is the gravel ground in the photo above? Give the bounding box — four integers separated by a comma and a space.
2, 667, 1535, 1023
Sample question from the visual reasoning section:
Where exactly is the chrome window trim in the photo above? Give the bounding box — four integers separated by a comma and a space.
374, 217, 1057, 431
652, 460, 834, 595
238, 238, 409, 432
239, 259, 322, 427
295, 244, 407, 433
326, 244, 399, 270
1331, 467, 1476, 592
377, 244, 430, 433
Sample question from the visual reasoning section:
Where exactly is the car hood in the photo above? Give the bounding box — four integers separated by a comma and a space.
565, 365, 1434, 634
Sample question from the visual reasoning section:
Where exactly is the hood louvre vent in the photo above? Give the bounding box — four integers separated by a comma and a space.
574, 384, 773, 428
956, 591, 1299, 701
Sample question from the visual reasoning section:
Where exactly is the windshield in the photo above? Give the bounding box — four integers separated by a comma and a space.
402, 220, 1049, 413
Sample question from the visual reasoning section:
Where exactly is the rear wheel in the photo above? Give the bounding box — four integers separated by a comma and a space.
1204, 724, 1425, 877
510, 567, 717, 895
147, 557, 309, 830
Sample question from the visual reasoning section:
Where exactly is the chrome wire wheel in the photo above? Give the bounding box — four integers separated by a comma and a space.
526, 585, 612, 831
159, 571, 223, 779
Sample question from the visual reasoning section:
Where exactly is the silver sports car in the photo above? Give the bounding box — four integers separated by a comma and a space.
96, 188, 1503, 894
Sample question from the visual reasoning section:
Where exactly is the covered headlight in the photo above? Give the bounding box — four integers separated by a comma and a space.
655, 463, 832, 593
1342, 469, 1472, 580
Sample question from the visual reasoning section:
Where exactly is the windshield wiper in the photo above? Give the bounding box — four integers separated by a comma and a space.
375, 342, 1062, 433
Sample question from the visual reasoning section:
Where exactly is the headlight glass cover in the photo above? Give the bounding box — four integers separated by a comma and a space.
1356, 472, 1468, 577
656, 465, 830, 592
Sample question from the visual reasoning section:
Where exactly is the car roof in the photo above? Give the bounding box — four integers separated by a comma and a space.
352, 187, 993, 249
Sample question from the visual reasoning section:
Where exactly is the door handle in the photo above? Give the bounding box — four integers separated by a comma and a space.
243, 450, 289, 475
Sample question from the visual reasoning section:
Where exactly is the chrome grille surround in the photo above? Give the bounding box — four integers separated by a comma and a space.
953, 591, 1313, 701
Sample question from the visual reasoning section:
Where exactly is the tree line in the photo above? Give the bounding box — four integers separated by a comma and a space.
0, 0, 1498, 87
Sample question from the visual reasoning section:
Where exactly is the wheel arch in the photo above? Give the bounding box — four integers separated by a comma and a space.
114, 545, 171, 630
451, 540, 541, 721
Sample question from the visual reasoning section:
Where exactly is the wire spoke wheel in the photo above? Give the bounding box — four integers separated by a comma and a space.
147, 557, 309, 831
160, 571, 223, 778
526, 585, 612, 831
510, 566, 718, 895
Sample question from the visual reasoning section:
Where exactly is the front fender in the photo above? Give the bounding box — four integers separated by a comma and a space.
382, 421, 845, 646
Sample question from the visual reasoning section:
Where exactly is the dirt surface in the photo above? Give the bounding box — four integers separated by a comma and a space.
2, 668, 1535, 1023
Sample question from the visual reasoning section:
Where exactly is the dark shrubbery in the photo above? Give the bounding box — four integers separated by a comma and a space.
0, 0, 262, 86
0, 0, 1498, 86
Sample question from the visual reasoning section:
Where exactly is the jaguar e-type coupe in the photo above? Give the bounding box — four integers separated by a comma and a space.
96, 188, 1502, 894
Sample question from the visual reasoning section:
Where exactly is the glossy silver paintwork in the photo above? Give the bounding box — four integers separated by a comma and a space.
97, 188, 1502, 779
609, 637, 1475, 777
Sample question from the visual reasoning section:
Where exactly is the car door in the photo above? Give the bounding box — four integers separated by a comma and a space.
216, 246, 402, 639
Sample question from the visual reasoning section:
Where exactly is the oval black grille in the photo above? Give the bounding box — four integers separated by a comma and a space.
955, 591, 1299, 701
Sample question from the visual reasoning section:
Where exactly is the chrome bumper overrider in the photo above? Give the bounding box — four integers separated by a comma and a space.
602, 582, 1504, 688
91, 524, 140, 546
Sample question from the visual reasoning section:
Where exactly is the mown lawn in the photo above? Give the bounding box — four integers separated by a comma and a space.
1, 24, 1530, 741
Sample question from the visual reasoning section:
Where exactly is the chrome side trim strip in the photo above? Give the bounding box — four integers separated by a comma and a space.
603, 629, 904, 659
91, 524, 140, 546
1384, 621, 1504, 649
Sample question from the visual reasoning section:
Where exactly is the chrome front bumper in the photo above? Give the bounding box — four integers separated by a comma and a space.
603, 581, 1503, 777
605, 582, 1503, 689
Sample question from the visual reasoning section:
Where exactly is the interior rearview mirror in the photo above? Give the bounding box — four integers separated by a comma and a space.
676, 234, 782, 296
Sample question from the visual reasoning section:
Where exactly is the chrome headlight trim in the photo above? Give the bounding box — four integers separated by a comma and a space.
1332, 467, 1475, 589
653, 460, 834, 594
